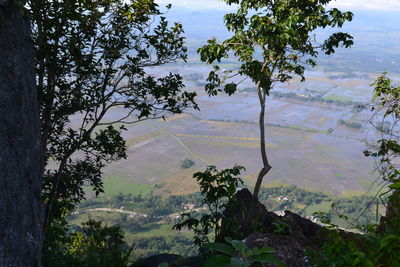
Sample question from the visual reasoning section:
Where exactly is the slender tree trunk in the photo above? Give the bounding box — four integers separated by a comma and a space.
253, 85, 272, 198
0, 1, 44, 266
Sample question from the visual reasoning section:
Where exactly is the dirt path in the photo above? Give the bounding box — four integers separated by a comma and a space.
72, 207, 148, 218
150, 122, 213, 165
74, 206, 207, 221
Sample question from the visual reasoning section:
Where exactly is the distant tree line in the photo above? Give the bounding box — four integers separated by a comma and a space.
338, 119, 362, 129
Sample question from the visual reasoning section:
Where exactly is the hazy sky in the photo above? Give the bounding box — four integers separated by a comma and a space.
156, 0, 400, 11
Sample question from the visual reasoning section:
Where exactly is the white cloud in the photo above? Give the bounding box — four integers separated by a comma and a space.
329, 0, 400, 11
156, 0, 400, 11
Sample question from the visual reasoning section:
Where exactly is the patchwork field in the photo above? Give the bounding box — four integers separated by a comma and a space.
74, 66, 400, 201
97, 69, 392, 197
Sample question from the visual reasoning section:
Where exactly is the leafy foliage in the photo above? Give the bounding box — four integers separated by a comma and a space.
180, 159, 195, 169
307, 75, 400, 267
364, 74, 400, 233
272, 219, 292, 235
29, 0, 199, 262
306, 220, 400, 267
173, 165, 245, 248
197, 0, 353, 197
42, 219, 133, 267
306, 229, 374, 267
28, 0, 197, 232
203, 237, 283, 267
366, 73, 400, 191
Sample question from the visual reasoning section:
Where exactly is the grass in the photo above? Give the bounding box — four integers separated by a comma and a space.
267, 122, 327, 134
261, 180, 292, 188
103, 174, 154, 196
293, 202, 307, 210
156, 168, 200, 196
323, 94, 353, 103
356, 177, 379, 192
69, 211, 114, 226
189, 139, 262, 149
125, 130, 164, 147
340, 190, 365, 197
305, 201, 332, 214
132, 223, 187, 239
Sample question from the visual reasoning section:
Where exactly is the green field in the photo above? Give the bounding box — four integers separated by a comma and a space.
103, 174, 155, 196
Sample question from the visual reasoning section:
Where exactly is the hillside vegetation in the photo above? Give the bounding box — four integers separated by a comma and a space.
2, 0, 400, 266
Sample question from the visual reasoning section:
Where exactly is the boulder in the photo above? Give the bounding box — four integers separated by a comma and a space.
219, 188, 321, 244
244, 232, 306, 267
218, 189, 323, 266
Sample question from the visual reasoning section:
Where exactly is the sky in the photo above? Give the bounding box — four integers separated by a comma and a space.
156, 0, 400, 11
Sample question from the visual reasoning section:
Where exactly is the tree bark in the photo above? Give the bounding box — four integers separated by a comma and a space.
253, 85, 272, 198
0, 1, 44, 266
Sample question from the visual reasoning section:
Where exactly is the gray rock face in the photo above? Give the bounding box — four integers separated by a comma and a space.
0, 2, 44, 266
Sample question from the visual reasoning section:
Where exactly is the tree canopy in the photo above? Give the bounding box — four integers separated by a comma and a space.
198, 0, 353, 197
28, 0, 198, 238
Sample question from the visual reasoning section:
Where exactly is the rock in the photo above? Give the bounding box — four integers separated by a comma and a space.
218, 188, 281, 240
219, 189, 320, 243
283, 210, 321, 239
218, 189, 323, 265
244, 232, 306, 267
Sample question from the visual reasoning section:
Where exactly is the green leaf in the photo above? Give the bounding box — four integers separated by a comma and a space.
389, 182, 400, 190
230, 257, 252, 267
204, 255, 231, 267
228, 239, 247, 255
251, 246, 276, 255
203, 242, 235, 256
224, 83, 238, 95
252, 253, 284, 265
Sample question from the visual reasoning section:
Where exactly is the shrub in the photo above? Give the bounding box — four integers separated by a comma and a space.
181, 159, 195, 169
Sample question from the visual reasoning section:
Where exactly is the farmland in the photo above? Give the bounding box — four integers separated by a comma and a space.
93, 67, 397, 199
65, 8, 400, 259
81, 7, 400, 201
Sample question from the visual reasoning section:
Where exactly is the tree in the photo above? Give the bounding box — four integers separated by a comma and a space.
42, 219, 133, 266
365, 73, 400, 235
174, 165, 245, 248
27, 0, 198, 234
181, 158, 195, 169
308, 74, 400, 267
198, 0, 353, 198
0, 0, 44, 265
